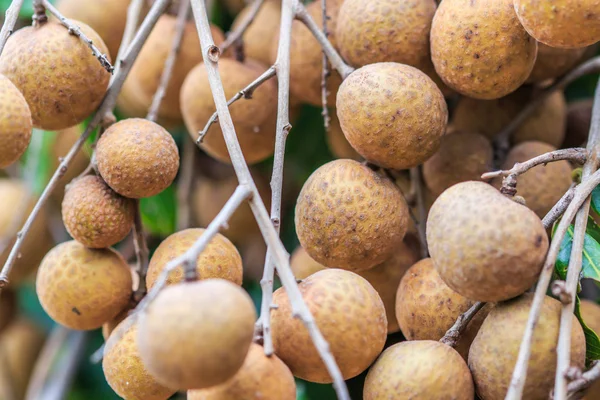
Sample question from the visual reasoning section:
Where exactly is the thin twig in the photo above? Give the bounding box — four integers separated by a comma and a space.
566, 361, 600, 399
112, 0, 146, 82
25, 326, 69, 400
219, 0, 264, 54
320, 0, 330, 131
410, 167, 428, 258
0, 0, 172, 289
542, 184, 577, 230
0, 0, 25, 56
177, 137, 196, 231
132, 202, 149, 302
439, 302, 486, 348
41, 0, 114, 73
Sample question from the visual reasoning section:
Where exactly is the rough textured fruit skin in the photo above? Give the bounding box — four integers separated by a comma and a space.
271, 269, 387, 383
527, 43, 586, 83
0, 287, 16, 333
295, 159, 409, 271
336, 63, 448, 169
145, 228, 243, 290
103, 315, 176, 400
564, 99, 592, 148
62, 175, 135, 248
326, 112, 361, 160
427, 181, 548, 302
139, 279, 256, 390
51, 124, 90, 203
0, 21, 110, 130
336, 0, 437, 69
498, 141, 572, 218
128, 16, 224, 120
0, 74, 31, 168
96, 118, 179, 198
469, 294, 585, 400
231, 1, 281, 66
514, 0, 600, 49
580, 300, 600, 399
423, 131, 493, 196
364, 341, 474, 400
451, 89, 567, 148
430, 0, 537, 100
36, 241, 132, 330
187, 343, 296, 400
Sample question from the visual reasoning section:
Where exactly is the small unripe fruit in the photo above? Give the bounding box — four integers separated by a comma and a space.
96, 118, 179, 199
62, 175, 135, 248
295, 159, 409, 271
271, 269, 387, 383
145, 228, 243, 290
0, 74, 31, 168
0, 21, 111, 130
336, 63, 448, 169
527, 43, 586, 83
138, 279, 256, 390
36, 241, 132, 330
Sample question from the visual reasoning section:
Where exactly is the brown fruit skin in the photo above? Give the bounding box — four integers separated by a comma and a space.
51, 124, 90, 203
0, 74, 31, 168
336, 63, 448, 170
145, 228, 243, 290
364, 341, 474, 400
128, 16, 224, 121
423, 131, 493, 197
514, 0, 600, 49
451, 89, 567, 148
271, 269, 387, 383
563, 99, 592, 148
36, 241, 132, 330
103, 315, 176, 400
469, 294, 585, 400
295, 159, 409, 272
427, 181, 549, 302
336, 0, 437, 69
139, 279, 256, 390
580, 300, 600, 399
498, 141, 573, 218
0, 288, 16, 334
62, 175, 135, 248
231, 1, 281, 66
0, 21, 110, 130
96, 118, 179, 199
430, 0, 537, 100
326, 112, 361, 161
187, 343, 296, 400
527, 43, 586, 83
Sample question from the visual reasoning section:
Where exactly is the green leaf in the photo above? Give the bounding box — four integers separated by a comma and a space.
139, 185, 177, 237
587, 216, 600, 244
592, 184, 600, 216
555, 224, 600, 282
574, 296, 600, 362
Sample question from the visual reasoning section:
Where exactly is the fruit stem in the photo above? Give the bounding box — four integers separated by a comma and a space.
542, 184, 576, 229
32, 0, 47, 26
439, 301, 485, 348
0, 0, 25, 55
563, 360, 600, 399
320, 0, 331, 131
219, 0, 265, 55
410, 167, 429, 258
132, 202, 149, 302
176, 137, 196, 231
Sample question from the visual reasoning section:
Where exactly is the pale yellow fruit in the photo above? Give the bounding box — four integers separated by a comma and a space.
0, 74, 31, 168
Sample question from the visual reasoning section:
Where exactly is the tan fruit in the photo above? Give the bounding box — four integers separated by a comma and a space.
336, 0, 436, 69
56, 0, 129, 58
336, 63, 448, 169
326, 112, 361, 160
96, 118, 179, 198
0, 318, 45, 400
139, 279, 256, 389
271, 269, 387, 382
145, 228, 243, 290
423, 131, 493, 196
514, 0, 600, 49
563, 99, 592, 148
0, 74, 31, 168
580, 300, 600, 399
0, 288, 16, 333
427, 181, 548, 302
36, 241, 132, 330
103, 315, 176, 400
469, 294, 585, 400
0, 21, 110, 130
527, 43, 586, 83
188, 343, 296, 400
364, 341, 474, 400
51, 124, 90, 203
295, 159, 409, 271
62, 175, 135, 248
289, 246, 326, 280
231, 1, 281, 66
128, 15, 224, 121
498, 141, 573, 218
430, 0, 537, 99
451, 89, 567, 147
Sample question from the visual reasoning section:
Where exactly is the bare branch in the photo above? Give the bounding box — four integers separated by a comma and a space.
132, 203, 149, 302
566, 361, 600, 399
177, 137, 196, 231
112, 0, 146, 82
25, 326, 69, 400
439, 302, 486, 348
320, 0, 330, 131
219, 0, 264, 54
0, 0, 25, 56
410, 167, 429, 258
542, 184, 576, 230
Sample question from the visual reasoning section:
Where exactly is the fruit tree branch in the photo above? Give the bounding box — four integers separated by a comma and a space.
439, 301, 485, 348
320, 0, 330, 130
0, 0, 25, 56
112, 0, 146, 81
177, 137, 196, 231
542, 184, 577, 230
132, 202, 149, 302
219, 0, 264, 54
566, 361, 600, 399
410, 167, 429, 258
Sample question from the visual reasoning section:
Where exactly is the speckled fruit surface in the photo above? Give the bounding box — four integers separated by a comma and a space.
0, 74, 31, 168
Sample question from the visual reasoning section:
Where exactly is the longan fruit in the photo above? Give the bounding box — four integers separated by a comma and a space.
0, 74, 31, 168
271, 269, 387, 382
469, 294, 585, 400
231, 1, 281, 66
103, 315, 176, 400
427, 181, 548, 302
36, 241, 133, 330
50, 124, 90, 203
0, 21, 111, 130
145, 228, 243, 290
514, 0, 600, 49
0, 288, 16, 334
336, 63, 448, 169
336, 0, 437, 69
563, 99, 592, 148
325, 112, 361, 160
295, 159, 409, 272
430, 0, 537, 99
102, 304, 132, 340
138, 279, 256, 390
96, 118, 179, 199
62, 175, 135, 248
188, 343, 296, 400
364, 341, 474, 400
527, 43, 586, 83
